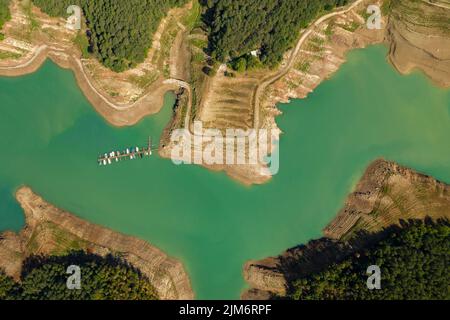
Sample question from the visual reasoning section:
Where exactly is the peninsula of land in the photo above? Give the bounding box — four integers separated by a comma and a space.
0, 187, 194, 300
242, 159, 450, 299
0, 0, 449, 300
0, 0, 449, 185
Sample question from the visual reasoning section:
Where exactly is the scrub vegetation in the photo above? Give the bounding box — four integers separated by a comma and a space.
0, 251, 159, 300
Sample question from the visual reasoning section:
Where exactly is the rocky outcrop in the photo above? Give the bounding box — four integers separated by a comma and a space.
324, 159, 450, 240
0, 187, 194, 300
242, 159, 450, 299
386, 0, 450, 88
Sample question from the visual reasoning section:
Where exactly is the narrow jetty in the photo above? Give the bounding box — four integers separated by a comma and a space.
98, 137, 154, 166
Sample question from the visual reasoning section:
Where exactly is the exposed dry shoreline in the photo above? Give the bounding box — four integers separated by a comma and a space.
0, 0, 449, 301
0, 1, 187, 127
158, 0, 385, 186
385, 0, 450, 88
0, 45, 180, 127
1, 0, 449, 185
0, 187, 194, 300
238, 0, 450, 185
242, 159, 450, 299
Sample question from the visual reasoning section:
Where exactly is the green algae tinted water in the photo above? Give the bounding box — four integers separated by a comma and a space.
0, 45, 449, 299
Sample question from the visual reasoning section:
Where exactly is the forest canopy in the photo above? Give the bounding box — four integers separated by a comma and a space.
30, 0, 353, 71
32, 0, 187, 72
0, 251, 159, 300
290, 220, 450, 300
202, 0, 350, 68
0, 0, 11, 33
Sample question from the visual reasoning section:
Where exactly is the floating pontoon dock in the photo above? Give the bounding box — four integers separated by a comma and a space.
98, 137, 154, 166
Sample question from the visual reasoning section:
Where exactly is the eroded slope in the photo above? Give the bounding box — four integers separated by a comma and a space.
0, 187, 194, 300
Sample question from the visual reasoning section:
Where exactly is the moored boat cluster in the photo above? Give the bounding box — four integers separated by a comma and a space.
98, 138, 153, 166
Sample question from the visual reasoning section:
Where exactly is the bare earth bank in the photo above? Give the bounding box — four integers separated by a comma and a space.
0, 187, 194, 300
1, 0, 449, 185
242, 159, 450, 299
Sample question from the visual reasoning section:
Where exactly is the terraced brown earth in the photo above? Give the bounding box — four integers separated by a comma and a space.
198, 73, 260, 130
242, 159, 450, 299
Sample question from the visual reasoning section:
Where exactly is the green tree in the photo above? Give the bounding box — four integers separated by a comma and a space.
202, 0, 350, 68
0, 272, 17, 300
233, 57, 247, 72
289, 220, 450, 300
0, 251, 159, 300
33, 0, 187, 72
0, 0, 11, 31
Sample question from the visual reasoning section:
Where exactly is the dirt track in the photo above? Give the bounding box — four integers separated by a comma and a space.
0, 0, 191, 127
252, 0, 365, 129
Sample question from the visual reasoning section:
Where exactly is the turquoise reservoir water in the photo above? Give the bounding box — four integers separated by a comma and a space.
0, 45, 449, 299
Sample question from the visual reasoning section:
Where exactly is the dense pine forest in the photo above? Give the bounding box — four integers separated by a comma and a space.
0, 251, 158, 300
290, 220, 450, 300
201, 0, 351, 69
29, 0, 353, 72
32, 0, 187, 72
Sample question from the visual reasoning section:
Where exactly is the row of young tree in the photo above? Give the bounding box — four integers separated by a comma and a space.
201, 0, 350, 69
0, 251, 158, 300
290, 219, 450, 300
32, 0, 187, 72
